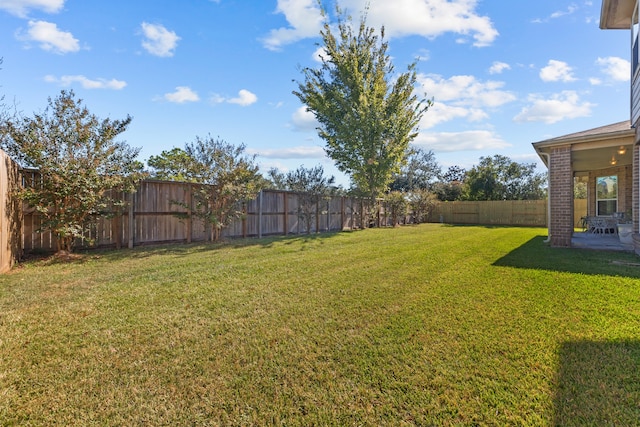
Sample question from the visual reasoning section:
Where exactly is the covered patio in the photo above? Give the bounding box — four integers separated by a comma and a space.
533, 121, 637, 251
572, 230, 633, 251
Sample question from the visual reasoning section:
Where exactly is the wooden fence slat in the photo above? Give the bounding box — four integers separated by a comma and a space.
13, 172, 568, 253
0, 150, 21, 272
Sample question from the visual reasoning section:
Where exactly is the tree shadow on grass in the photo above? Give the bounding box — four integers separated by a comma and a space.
54, 230, 347, 263
555, 340, 640, 426
493, 236, 640, 278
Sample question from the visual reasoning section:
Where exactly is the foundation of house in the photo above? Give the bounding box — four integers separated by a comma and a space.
634, 233, 640, 256
571, 231, 634, 252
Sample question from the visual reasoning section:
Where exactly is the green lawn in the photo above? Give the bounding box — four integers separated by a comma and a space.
1, 224, 640, 426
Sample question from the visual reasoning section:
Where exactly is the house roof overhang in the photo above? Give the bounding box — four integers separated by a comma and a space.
600, 0, 635, 29
532, 121, 635, 173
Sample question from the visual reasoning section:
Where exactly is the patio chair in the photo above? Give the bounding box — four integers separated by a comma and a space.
589, 217, 610, 235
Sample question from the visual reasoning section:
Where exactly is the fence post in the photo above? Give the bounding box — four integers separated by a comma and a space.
283, 191, 288, 235
326, 200, 330, 231
186, 184, 192, 243
258, 190, 263, 239
128, 191, 135, 249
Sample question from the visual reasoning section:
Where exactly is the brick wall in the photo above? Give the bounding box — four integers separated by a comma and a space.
549, 145, 573, 247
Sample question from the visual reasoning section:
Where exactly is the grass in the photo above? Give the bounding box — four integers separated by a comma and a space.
1, 224, 640, 426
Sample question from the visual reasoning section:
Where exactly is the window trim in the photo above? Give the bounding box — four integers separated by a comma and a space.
595, 175, 618, 216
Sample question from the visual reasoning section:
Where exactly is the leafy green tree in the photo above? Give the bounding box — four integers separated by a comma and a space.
269, 165, 336, 234
389, 147, 441, 191
407, 188, 438, 223
433, 165, 466, 201
1, 90, 144, 253
574, 178, 587, 199
148, 147, 199, 182
293, 5, 431, 214
442, 165, 466, 183
383, 191, 407, 226
159, 135, 263, 242
462, 155, 546, 201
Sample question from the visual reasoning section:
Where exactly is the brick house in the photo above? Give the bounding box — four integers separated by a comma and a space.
531, 0, 640, 253
533, 121, 636, 248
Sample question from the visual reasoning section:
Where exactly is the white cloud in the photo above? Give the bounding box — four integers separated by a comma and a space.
415, 48, 430, 62
161, 86, 200, 103
263, 0, 498, 50
596, 56, 630, 82
249, 145, 326, 159
140, 22, 180, 57
418, 74, 515, 107
513, 91, 594, 124
540, 60, 576, 82
290, 106, 319, 131
261, 0, 324, 51
416, 73, 516, 128
419, 102, 486, 129
345, 0, 499, 47
489, 61, 510, 75
0, 0, 64, 18
532, 4, 579, 23
18, 20, 79, 54
550, 4, 578, 19
211, 89, 258, 106
44, 75, 126, 90
312, 46, 327, 63
228, 89, 258, 106
413, 130, 510, 152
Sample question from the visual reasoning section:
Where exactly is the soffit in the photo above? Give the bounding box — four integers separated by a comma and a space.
532, 121, 635, 172
600, 0, 635, 29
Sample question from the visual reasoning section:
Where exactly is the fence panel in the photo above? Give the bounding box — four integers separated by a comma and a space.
133, 181, 192, 244
0, 150, 21, 272
431, 200, 549, 226
15, 172, 564, 255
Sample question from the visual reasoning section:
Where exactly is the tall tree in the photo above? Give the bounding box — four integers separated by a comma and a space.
293, 5, 431, 213
389, 147, 441, 191
153, 135, 263, 242
462, 154, 546, 201
433, 165, 466, 201
1, 90, 144, 253
442, 165, 466, 183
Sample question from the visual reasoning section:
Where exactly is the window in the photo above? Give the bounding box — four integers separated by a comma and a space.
596, 175, 618, 216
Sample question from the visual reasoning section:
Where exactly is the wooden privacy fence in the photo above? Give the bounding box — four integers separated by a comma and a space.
428, 199, 586, 229
0, 150, 21, 272
429, 200, 548, 226
22, 181, 375, 252
8, 164, 576, 254
21, 181, 564, 253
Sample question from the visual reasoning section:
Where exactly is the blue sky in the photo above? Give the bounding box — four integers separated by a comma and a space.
0, 0, 632, 187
